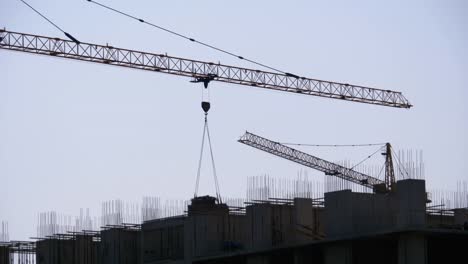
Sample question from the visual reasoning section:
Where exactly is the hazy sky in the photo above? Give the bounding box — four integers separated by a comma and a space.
1, 0, 467, 240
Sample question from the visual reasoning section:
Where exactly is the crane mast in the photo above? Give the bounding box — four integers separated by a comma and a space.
239, 131, 389, 192
383, 143, 396, 191
0, 29, 412, 108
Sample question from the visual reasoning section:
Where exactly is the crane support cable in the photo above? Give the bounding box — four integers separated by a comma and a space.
350, 145, 385, 170
0, 30, 412, 108
390, 148, 411, 179
282, 142, 386, 147
16, 0, 80, 44
86, 0, 288, 75
282, 141, 388, 179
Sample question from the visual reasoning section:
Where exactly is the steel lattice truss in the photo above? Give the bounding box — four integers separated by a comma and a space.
239, 131, 385, 189
0, 29, 412, 108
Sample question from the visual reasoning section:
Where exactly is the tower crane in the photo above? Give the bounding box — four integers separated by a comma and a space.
238, 131, 396, 193
0, 29, 412, 109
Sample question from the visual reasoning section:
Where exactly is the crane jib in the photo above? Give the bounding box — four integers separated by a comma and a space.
0, 29, 412, 108
238, 131, 386, 191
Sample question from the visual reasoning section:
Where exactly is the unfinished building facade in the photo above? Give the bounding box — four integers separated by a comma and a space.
1, 179, 467, 264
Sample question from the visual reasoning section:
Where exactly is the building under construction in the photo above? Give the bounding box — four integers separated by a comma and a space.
0, 6, 467, 264
1, 176, 468, 264
1, 132, 467, 264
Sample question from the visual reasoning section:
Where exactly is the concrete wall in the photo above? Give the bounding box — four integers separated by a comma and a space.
324, 190, 354, 237
271, 204, 294, 245
293, 198, 324, 241
427, 208, 468, 230
141, 199, 246, 263
247, 203, 297, 248
74, 235, 99, 264
224, 214, 247, 250
293, 198, 314, 242
453, 208, 468, 228
0, 246, 10, 264
101, 229, 140, 264
426, 214, 454, 227
325, 179, 427, 237
398, 233, 427, 264
245, 255, 270, 264
36, 239, 75, 264
190, 210, 228, 257
394, 179, 426, 229
142, 217, 185, 263
246, 204, 272, 250
36, 237, 99, 264
246, 200, 324, 250
324, 242, 352, 264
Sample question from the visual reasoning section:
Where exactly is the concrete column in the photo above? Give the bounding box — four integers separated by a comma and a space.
398, 233, 427, 264
395, 180, 426, 228
324, 243, 352, 264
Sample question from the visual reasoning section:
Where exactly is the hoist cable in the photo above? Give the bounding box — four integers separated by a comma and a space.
205, 119, 222, 203
194, 114, 222, 202
17, 0, 80, 43
194, 118, 207, 197
86, 0, 289, 75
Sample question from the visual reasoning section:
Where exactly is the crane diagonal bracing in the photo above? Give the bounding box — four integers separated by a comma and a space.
0, 29, 412, 108
238, 131, 385, 190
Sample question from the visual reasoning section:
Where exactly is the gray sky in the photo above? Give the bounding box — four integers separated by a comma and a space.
1, 0, 467, 240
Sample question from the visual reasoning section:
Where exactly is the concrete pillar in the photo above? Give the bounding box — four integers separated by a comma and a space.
324, 243, 352, 264
398, 233, 427, 264
395, 180, 426, 228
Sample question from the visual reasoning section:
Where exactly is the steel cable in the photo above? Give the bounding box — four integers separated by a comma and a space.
282, 142, 386, 147
87, 0, 292, 75
194, 115, 222, 202
350, 145, 385, 170
194, 118, 207, 198
17, 0, 80, 43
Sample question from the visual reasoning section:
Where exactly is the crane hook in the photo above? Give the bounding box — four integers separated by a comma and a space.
201, 101, 211, 114
191, 75, 216, 114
